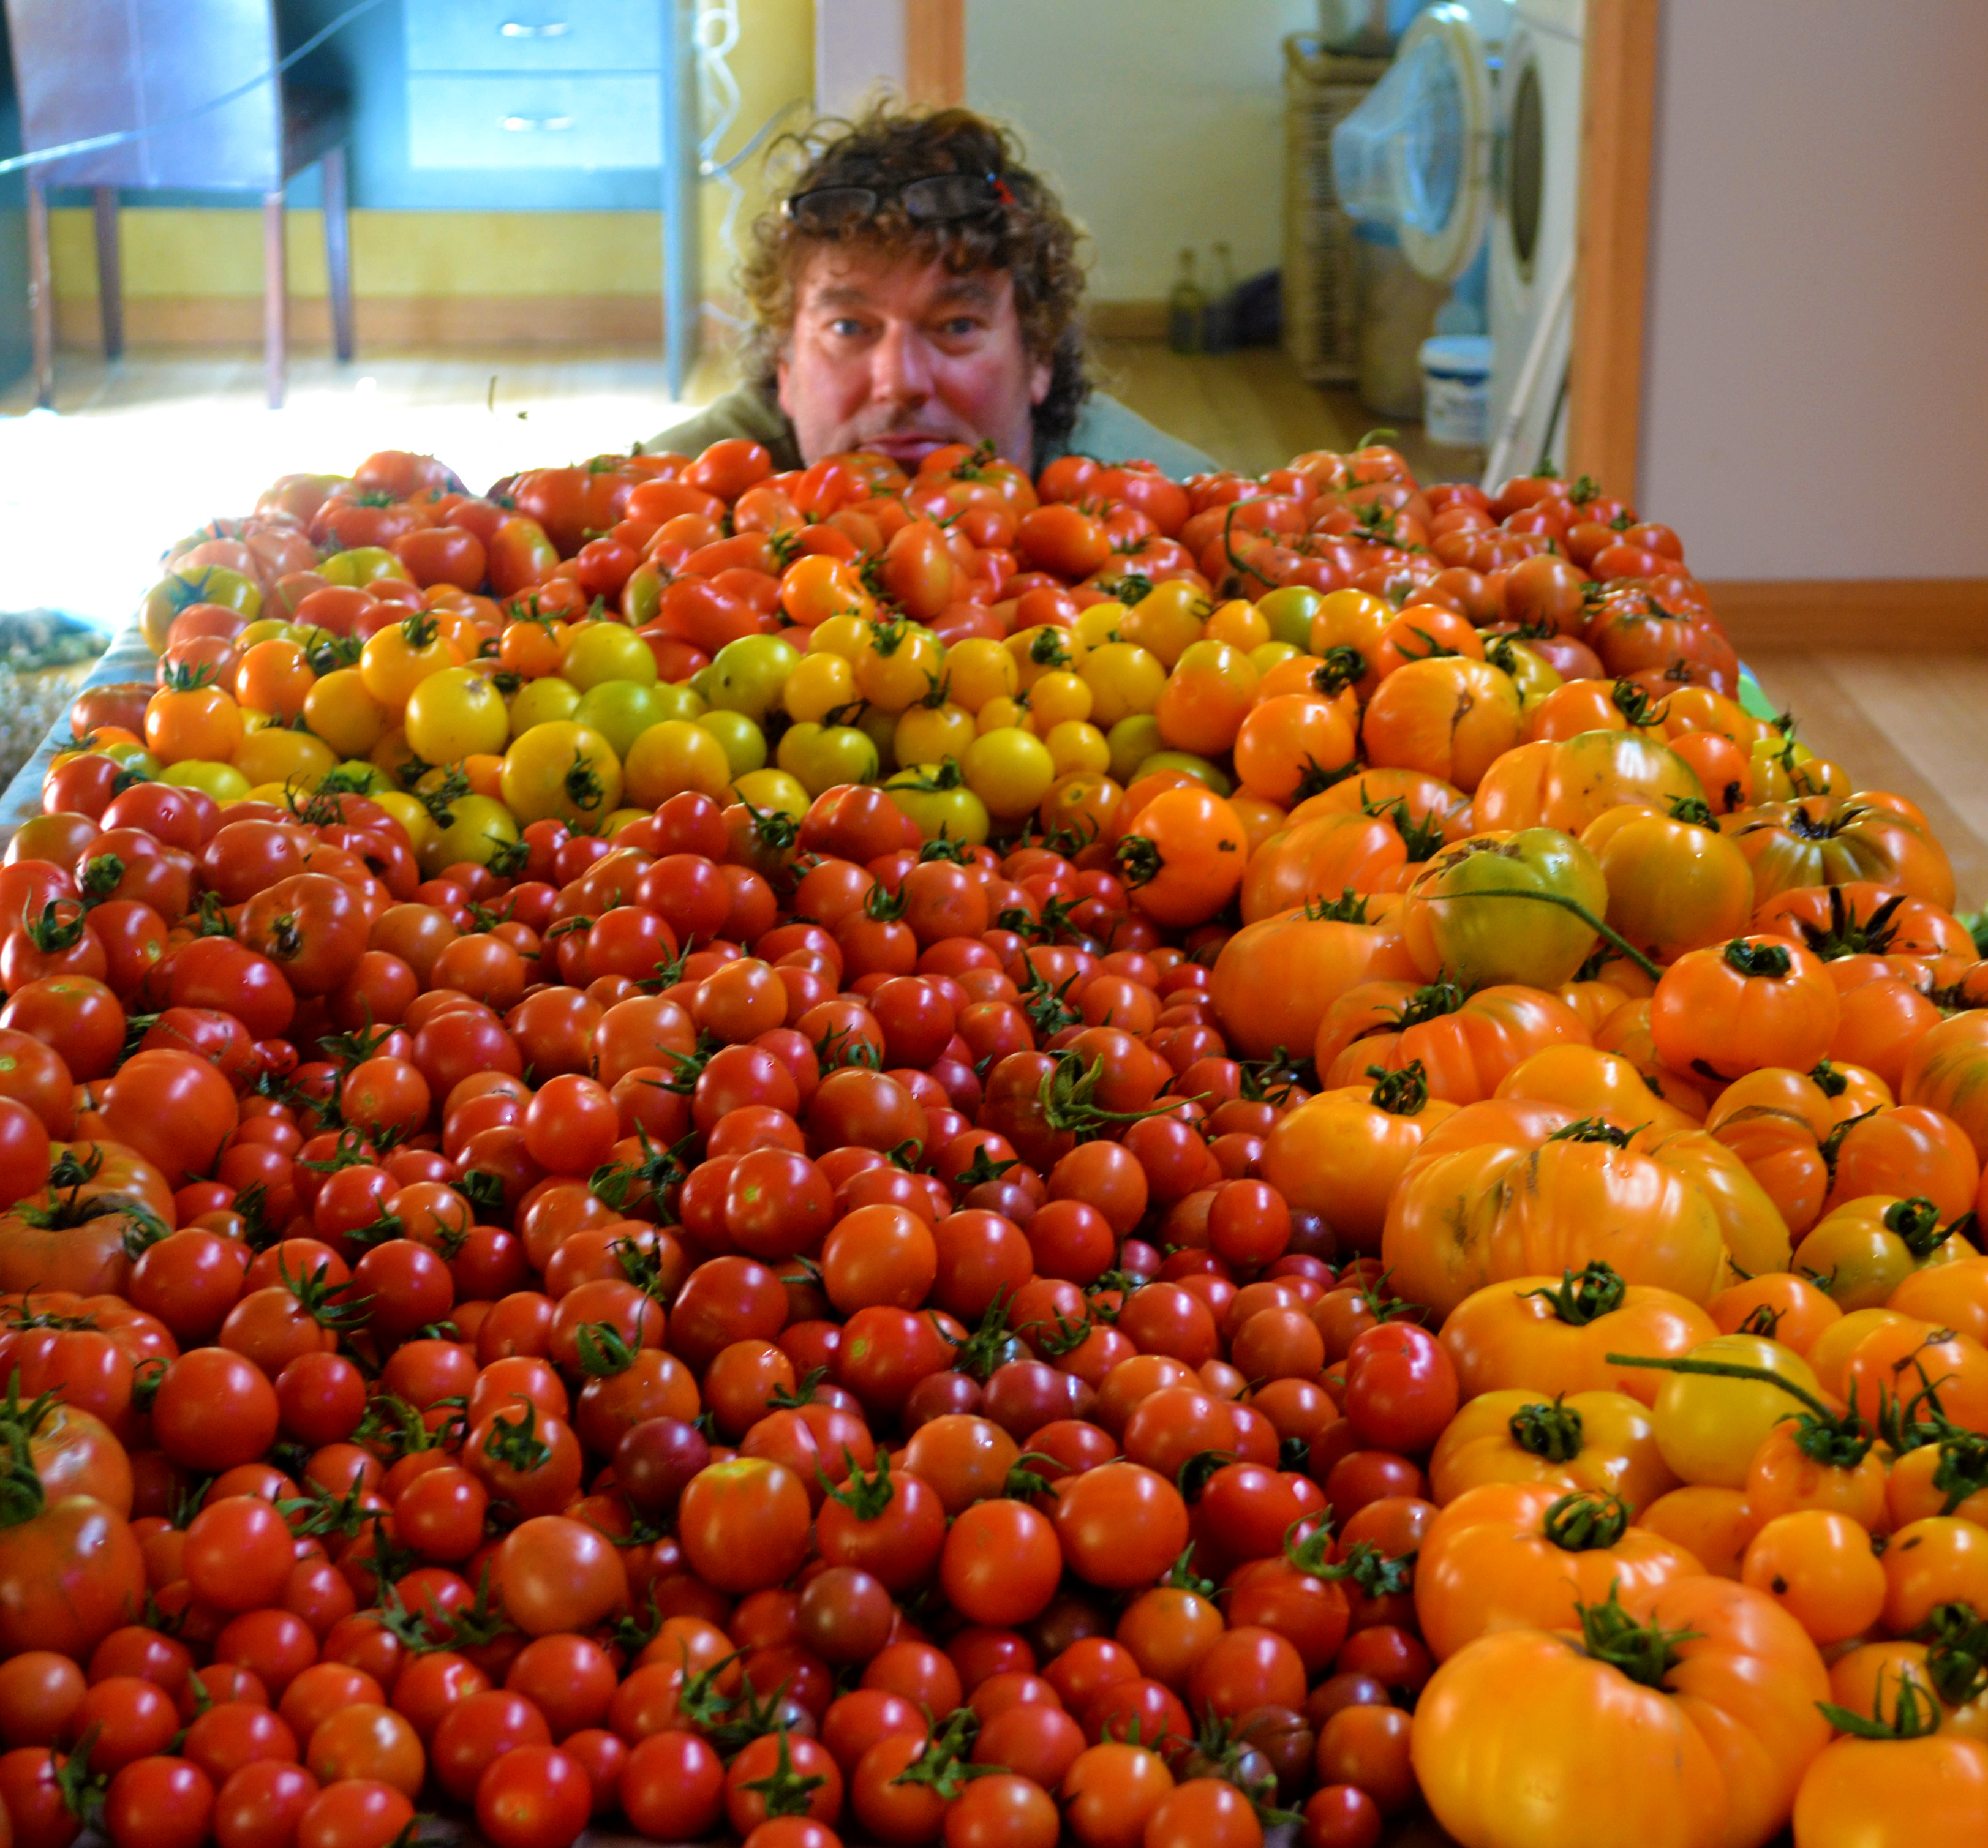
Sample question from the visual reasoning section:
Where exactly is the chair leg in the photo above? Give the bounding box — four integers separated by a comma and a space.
263, 192, 287, 409
321, 145, 354, 362
92, 189, 124, 359
26, 176, 54, 408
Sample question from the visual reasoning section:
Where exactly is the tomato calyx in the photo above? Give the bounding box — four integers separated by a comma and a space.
1665, 793, 1717, 829
1576, 1583, 1700, 1687
737, 1724, 828, 1817
1542, 1490, 1630, 1552
1608, 1349, 1875, 1468
952, 1144, 1018, 1190
1175, 1448, 1238, 1504
0, 1406, 51, 1529
297, 1129, 381, 1174
1817, 1667, 1943, 1741
279, 1251, 374, 1332
482, 1393, 555, 1474
1915, 1602, 1988, 1708
19, 898, 88, 953
1523, 1261, 1628, 1326
1035, 1051, 1177, 1143
458, 1168, 506, 1217
78, 853, 126, 905
1311, 647, 1367, 699
943, 1290, 1024, 1381
575, 1321, 641, 1378
1788, 1070, 1851, 1119
1322, 1538, 1413, 1601
823, 1447, 902, 1523
1509, 1395, 1586, 1464
1365, 794, 1447, 862
1284, 1519, 1340, 1580
890, 1706, 1000, 1799
1365, 1060, 1429, 1117
1608, 680, 1670, 731
1301, 888, 1373, 925
1883, 1196, 1963, 1260
1016, 959, 1082, 1035
1177, 1708, 1299, 1822
561, 746, 606, 815
1722, 938, 1794, 980
1548, 1116, 1638, 1147
1385, 980, 1466, 1032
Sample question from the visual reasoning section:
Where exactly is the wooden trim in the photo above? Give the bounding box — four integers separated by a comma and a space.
903, 0, 965, 108
1088, 299, 1167, 340
55, 294, 667, 348
1707, 580, 1988, 653
1568, 0, 1660, 502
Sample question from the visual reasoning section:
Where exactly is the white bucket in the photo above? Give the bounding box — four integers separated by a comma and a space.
1419, 334, 1492, 447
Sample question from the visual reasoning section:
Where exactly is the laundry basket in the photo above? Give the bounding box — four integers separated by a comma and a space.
1282, 34, 1391, 386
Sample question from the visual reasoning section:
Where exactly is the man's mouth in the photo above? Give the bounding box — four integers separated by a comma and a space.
854, 431, 957, 461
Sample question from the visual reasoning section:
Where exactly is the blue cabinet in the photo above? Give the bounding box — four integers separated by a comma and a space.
277, 0, 683, 209
405, 1, 665, 75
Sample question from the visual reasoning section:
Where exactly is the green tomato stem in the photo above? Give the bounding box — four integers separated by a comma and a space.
1420, 887, 1664, 982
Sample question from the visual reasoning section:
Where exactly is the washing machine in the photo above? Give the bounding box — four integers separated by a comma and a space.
1330, 0, 1586, 484
1488, 0, 1584, 484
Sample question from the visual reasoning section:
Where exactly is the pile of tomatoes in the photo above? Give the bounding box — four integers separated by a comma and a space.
0, 432, 1983, 1848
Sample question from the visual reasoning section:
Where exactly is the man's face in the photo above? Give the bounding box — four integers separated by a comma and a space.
776, 243, 1052, 471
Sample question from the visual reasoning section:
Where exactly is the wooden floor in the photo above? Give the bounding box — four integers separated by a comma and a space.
6, 338, 1982, 910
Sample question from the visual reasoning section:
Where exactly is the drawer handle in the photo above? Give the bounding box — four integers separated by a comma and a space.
500, 115, 576, 132
499, 20, 571, 35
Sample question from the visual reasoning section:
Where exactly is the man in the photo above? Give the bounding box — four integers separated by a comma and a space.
644, 103, 1216, 479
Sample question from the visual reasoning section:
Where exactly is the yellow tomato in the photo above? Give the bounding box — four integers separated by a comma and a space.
499, 720, 623, 828
1106, 715, 1164, 784
319, 547, 411, 588
963, 727, 1056, 821
1120, 580, 1207, 667
372, 789, 435, 855
1081, 642, 1167, 727
1044, 719, 1111, 778
421, 793, 521, 877
622, 719, 732, 807
782, 650, 857, 723
405, 667, 510, 763
1073, 601, 1128, 648
1203, 599, 1269, 650
561, 622, 658, 692
161, 759, 250, 802
808, 613, 870, 661
235, 726, 337, 790
854, 619, 944, 713
1007, 625, 1088, 689
976, 696, 1034, 737
1649, 1334, 1823, 1489
1030, 671, 1093, 730
696, 710, 767, 776
731, 767, 810, 817
945, 638, 1019, 713
895, 702, 977, 768
507, 677, 581, 739
360, 614, 462, 709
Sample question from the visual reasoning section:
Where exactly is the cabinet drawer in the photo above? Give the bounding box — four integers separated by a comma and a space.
406, 0, 663, 73
406, 75, 661, 169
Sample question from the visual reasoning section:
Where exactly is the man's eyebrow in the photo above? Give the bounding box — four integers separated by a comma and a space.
804, 277, 1001, 312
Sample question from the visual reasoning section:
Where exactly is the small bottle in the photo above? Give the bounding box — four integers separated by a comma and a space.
1166, 249, 1205, 355
1203, 241, 1237, 352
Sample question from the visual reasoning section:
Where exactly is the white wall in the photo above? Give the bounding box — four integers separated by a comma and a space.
965, 0, 1317, 301
1638, 1, 1988, 580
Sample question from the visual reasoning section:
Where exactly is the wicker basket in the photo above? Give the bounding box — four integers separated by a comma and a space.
1283, 35, 1391, 386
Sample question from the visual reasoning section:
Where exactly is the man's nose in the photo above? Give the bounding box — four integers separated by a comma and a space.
870, 321, 935, 404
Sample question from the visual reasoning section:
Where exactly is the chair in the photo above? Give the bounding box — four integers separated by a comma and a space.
4, 0, 352, 408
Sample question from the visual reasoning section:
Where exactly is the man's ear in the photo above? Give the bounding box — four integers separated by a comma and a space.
1029, 353, 1052, 407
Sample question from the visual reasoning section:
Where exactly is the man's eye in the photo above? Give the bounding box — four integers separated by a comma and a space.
827, 317, 868, 338
939, 318, 981, 337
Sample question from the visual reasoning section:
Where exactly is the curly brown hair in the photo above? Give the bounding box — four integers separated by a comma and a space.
739, 103, 1094, 456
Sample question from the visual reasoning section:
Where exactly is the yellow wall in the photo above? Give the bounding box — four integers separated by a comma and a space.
50, 209, 663, 299
48, 0, 816, 313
